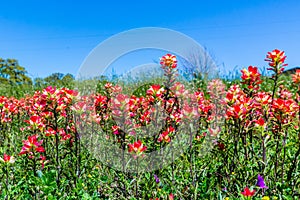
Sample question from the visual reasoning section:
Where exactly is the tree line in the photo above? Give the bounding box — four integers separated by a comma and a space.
0, 58, 75, 97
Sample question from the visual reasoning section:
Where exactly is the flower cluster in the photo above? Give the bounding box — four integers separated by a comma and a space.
0, 153, 15, 164
158, 126, 175, 143
1, 50, 299, 198
240, 174, 267, 198
128, 140, 147, 158
241, 66, 262, 91
265, 49, 288, 75
19, 135, 45, 156
292, 69, 300, 85
160, 53, 177, 69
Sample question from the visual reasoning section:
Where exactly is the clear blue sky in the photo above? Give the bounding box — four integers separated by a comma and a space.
1, 0, 300, 78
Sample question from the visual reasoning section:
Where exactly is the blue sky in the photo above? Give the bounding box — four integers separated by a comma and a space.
1, 0, 300, 79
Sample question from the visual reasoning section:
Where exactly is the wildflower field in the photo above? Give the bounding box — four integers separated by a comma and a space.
1, 50, 300, 199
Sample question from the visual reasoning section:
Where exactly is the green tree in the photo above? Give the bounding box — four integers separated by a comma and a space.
42, 72, 75, 89
0, 58, 33, 97
61, 73, 75, 88
43, 72, 64, 85
0, 58, 32, 85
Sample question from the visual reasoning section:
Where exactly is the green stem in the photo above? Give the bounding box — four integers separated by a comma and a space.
189, 126, 194, 186
281, 130, 288, 183
5, 165, 10, 200
135, 157, 139, 198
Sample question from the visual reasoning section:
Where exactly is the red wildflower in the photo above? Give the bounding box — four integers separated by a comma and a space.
40, 155, 49, 169
241, 66, 262, 90
272, 98, 298, 114
292, 69, 300, 84
45, 127, 56, 137
146, 84, 164, 98
105, 82, 113, 89
224, 84, 245, 105
278, 86, 293, 100
112, 125, 120, 135
182, 104, 199, 119
59, 128, 71, 141
194, 91, 213, 116
241, 187, 256, 197
139, 110, 152, 124
207, 79, 226, 100
25, 115, 45, 130
169, 110, 182, 125
94, 95, 108, 111
265, 49, 287, 74
170, 82, 188, 97
160, 54, 177, 69
128, 140, 147, 156
217, 142, 225, 151
158, 126, 175, 143
19, 135, 45, 156
226, 97, 251, 120
253, 92, 272, 106
43, 86, 57, 96
256, 117, 265, 127
0, 153, 15, 164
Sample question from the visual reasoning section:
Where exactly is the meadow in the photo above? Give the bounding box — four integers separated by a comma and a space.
0, 50, 300, 200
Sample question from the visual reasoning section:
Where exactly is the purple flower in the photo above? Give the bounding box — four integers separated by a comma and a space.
257, 174, 268, 189
154, 174, 160, 183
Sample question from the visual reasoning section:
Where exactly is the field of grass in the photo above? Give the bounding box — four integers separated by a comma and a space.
0, 50, 300, 199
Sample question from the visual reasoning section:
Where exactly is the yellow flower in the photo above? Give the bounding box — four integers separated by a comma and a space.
224, 197, 229, 200
262, 196, 270, 200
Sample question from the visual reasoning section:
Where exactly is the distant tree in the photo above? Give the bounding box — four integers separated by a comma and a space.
0, 58, 32, 85
42, 72, 75, 89
282, 66, 300, 76
44, 72, 65, 85
33, 77, 46, 90
61, 73, 75, 87
180, 47, 219, 80
178, 47, 219, 94
0, 58, 33, 97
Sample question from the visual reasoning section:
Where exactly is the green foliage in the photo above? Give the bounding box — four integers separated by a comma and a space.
95, 75, 112, 95
0, 58, 32, 86
0, 58, 33, 97
1, 73, 300, 199
132, 83, 154, 97
35, 73, 75, 90
1, 55, 300, 199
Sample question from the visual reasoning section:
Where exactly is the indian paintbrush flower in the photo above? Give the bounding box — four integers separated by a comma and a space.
292, 69, 300, 84
19, 135, 45, 156
265, 49, 287, 75
158, 126, 175, 143
241, 187, 256, 197
241, 66, 262, 90
0, 153, 15, 164
160, 53, 177, 69
128, 140, 147, 158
